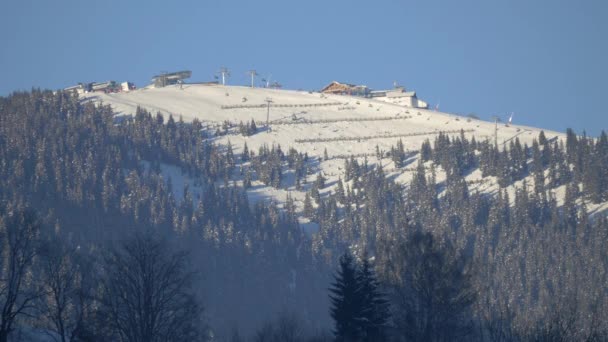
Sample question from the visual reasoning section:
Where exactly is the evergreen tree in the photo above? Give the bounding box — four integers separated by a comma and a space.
531, 140, 546, 194
329, 252, 364, 342
303, 192, 315, 220
420, 139, 432, 161
315, 172, 326, 190
357, 258, 390, 342
242, 142, 249, 162
335, 178, 346, 205
386, 232, 476, 342
243, 170, 252, 189
295, 172, 302, 190
311, 186, 321, 205
250, 119, 257, 134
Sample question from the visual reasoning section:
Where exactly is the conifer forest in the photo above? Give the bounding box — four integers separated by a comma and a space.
1, 90, 607, 341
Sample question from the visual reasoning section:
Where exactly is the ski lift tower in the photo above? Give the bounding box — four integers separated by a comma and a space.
247, 70, 258, 88
219, 67, 230, 86
265, 97, 273, 133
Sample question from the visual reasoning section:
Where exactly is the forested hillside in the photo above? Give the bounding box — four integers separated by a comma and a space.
0, 90, 328, 338
1, 90, 607, 341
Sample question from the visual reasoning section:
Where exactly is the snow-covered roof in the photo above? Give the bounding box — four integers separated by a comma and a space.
321, 81, 367, 93
386, 90, 416, 98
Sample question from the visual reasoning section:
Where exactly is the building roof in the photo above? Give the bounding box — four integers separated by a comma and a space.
386, 90, 417, 98
321, 81, 367, 93
151, 70, 192, 81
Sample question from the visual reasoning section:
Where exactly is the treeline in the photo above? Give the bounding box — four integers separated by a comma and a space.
419, 129, 608, 202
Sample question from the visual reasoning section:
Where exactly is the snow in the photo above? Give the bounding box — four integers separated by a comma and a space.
87, 84, 561, 158
84, 84, 608, 222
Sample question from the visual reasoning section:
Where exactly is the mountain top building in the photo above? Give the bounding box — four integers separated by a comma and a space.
321, 81, 428, 108
151, 70, 192, 88
320, 81, 370, 97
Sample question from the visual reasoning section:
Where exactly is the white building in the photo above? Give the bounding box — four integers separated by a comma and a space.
386, 89, 428, 108
121, 82, 136, 92
371, 86, 428, 109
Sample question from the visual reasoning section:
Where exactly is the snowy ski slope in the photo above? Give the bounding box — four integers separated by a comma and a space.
83, 84, 607, 222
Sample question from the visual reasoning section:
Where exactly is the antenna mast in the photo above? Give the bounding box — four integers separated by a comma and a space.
247, 70, 258, 88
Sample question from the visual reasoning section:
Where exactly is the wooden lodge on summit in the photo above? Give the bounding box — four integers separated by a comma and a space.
320, 80, 428, 109
320, 81, 370, 97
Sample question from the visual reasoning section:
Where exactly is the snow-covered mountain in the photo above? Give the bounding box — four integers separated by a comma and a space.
83, 84, 607, 222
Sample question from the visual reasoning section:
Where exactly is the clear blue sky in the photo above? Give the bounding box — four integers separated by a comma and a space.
1, 0, 606, 135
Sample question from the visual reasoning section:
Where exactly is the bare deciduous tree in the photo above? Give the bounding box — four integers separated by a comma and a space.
100, 233, 206, 342
36, 236, 94, 342
478, 297, 517, 342
0, 208, 42, 342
